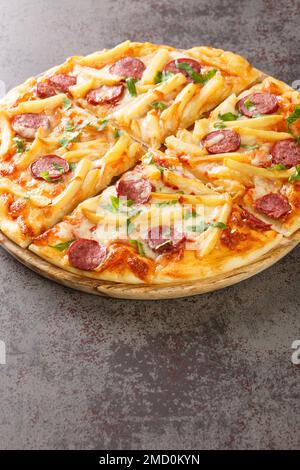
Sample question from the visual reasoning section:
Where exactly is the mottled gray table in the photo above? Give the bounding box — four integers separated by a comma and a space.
0, 0, 299, 450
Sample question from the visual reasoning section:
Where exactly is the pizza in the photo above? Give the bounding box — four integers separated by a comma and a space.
1, 41, 299, 286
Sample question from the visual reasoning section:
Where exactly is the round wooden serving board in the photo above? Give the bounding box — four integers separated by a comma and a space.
0, 230, 299, 300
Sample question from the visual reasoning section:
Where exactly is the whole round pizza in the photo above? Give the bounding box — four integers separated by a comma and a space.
0, 41, 299, 294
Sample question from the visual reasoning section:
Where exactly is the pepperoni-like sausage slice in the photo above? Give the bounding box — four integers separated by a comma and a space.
203, 129, 241, 154
36, 81, 56, 98
12, 113, 50, 140
116, 171, 152, 204
147, 225, 186, 253
241, 209, 271, 230
48, 73, 77, 92
254, 193, 292, 219
30, 155, 70, 181
271, 140, 300, 168
68, 238, 107, 271
237, 92, 278, 117
109, 57, 145, 80
163, 58, 201, 82
86, 84, 124, 105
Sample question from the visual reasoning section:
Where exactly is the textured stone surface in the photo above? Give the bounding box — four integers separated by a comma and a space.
0, 0, 299, 450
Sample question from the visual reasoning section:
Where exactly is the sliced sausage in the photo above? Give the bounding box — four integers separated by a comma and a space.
163, 57, 201, 82
147, 225, 186, 254
48, 73, 77, 92
109, 57, 145, 80
116, 171, 152, 204
271, 139, 300, 168
68, 238, 107, 271
86, 84, 124, 105
254, 193, 292, 219
30, 155, 70, 181
237, 92, 278, 117
12, 113, 50, 140
241, 209, 271, 230
203, 129, 241, 154
36, 81, 56, 98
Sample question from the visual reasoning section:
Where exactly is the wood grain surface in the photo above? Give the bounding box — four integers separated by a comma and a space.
1, 230, 299, 299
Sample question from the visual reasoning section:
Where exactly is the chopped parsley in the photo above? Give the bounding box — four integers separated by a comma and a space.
58, 130, 80, 148
286, 105, 300, 143
240, 144, 261, 150
213, 122, 226, 129
244, 98, 255, 112
64, 121, 74, 132
175, 61, 217, 84
187, 219, 227, 233
114, 129, 123, 138
62, 97, 72, 111
126, 77, 137, 97
154, 70, 174, 84
211, 221, 227, 229
52, 162, 66, 173
151, 101, 167, 110
39, 171, 54, 182
288, 165, 300, 183
49, 240, 75, 251
154, 200, 178, 207
106, 195, 134, 213
129, 240, 146, 256
96, 119, 108, 131
272, 163, 287, 170
143, 153, 154, 165
69, 162, 77, 171
218, 112, 238, 121
13, 137, 27, 153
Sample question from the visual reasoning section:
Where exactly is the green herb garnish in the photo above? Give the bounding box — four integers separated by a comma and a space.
58, 130, 80, 148
288, 165, 300, 182
244, 98, 255, 111
114, 129, 123, 138
126, 78, 137, 97
286, 105, 300, 143
211, 221, 227, 229
65, 121, 74, 132
62, 97, 72, 111
151, 101, 167, 110
218, 112, 238, 121
13, 137, 26, 153
240, 144, 260, 150
69, 162, 77, 171
175, 61, 217, 84
154, 70, 174, 84
96, 119, 108, 131
155, 200, 178, 207
49, 240, 75, 251
187, 220, 227, 233
39, 171, 53, 182
130, 240, 146, 256
272, 163, 287, 170
213, 122, 226, 129
143, 153, 154, 165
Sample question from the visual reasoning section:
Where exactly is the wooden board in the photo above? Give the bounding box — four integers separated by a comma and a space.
1, 230, 299, 299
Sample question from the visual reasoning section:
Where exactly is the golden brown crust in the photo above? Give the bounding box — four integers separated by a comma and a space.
1, 42, 299, 286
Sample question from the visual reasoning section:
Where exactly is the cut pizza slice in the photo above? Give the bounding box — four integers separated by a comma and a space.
0, 41, 260, 149
29, 149, 282, 284
165, 76, 300, 236
0, 100, 143, 247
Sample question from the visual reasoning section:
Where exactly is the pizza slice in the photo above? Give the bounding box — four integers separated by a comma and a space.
0, 99, 143, 247
165, 76, 300, 237
1, 41, 260, 149
29, 149, 282, 284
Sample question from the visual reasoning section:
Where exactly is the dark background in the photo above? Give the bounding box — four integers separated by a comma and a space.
0, 0, 299, 449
